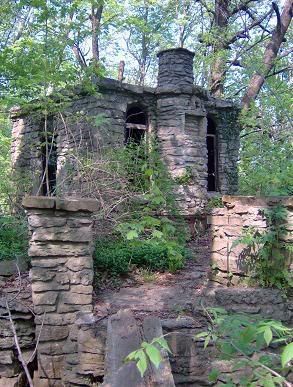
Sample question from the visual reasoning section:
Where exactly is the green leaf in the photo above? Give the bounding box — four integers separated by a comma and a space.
154, 337, 172, 353
194, 331, 209, 339
263, 327, 273, 346
136, 350, 148, 377
144, 344, 162, 369
263, 375, 276, 387
144, 168, 153, 177
152, 230, 163, 239
204, 335, 211, 349
281, 342, 293, 368
126, 230, 139, 240
208, 369, 220, 382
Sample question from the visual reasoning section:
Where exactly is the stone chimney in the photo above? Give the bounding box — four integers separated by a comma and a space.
157, 48, 195, 93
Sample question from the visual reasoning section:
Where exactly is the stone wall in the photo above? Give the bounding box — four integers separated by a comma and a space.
11, 80, 157, 200
0, 286, 35, 386
164, 285, 292, 387
208, 195, 293, 275
22, 196, 100, 386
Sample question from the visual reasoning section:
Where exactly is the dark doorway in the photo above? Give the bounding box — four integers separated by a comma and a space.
41, 117, 57, 196
207, 117, 218, 191
125, 105, 147, 144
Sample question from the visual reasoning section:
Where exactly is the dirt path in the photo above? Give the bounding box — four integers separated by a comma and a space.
93, 236, 217, 320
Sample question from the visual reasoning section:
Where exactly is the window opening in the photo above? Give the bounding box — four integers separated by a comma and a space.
41, 117, 57, 196
125, 105, 146, 145
207, 117, 218, 191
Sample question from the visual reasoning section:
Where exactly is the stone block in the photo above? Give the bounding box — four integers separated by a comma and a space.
22, 196, 55, 209
31, 268, 56, 282
0, 259, 28, 277
207, 215, 228, 226
37, 325, 69, 342
57, 303, 92, 314
0, 350, 20, 378
69, 270, 93, 286
65, 257, 93, 271
211, 239, 227, 252
62, 293, 92, 305
38, 341, 69, 356
78, 352, 104, 376
30, 256, 68, 266
34, 305, 57, 315
0, 350, 14, 365
211, 253, 245, 274
35, 312, 77, 326
227, 216, 243, 226
0, 374, 26, 387
55, 198, 99, 213
70, 285, 93, 295
32, 276, 70, 293
28, 215, 66, 228
31, 226, 92, 242
32, 291, 58, 306
38, 354, 64, 379
78, 328, 105, 354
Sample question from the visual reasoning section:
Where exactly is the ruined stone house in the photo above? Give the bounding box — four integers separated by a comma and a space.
11, 48, 240, 213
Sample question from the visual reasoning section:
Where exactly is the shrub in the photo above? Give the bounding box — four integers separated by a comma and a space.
93, 238, 185, 276
0, 216, 28, 261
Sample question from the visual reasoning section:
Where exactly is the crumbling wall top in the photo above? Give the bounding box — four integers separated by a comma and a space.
22, 196, 100, 212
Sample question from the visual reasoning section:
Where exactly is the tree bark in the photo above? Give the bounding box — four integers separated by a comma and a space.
210, 0, 229, 96
90, 4, 103, 63
242, 0, 293, 109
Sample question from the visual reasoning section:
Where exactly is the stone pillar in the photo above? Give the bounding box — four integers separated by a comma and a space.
156, 48, 208, 213
22, 196, 98, 386
157, 48, 195, 92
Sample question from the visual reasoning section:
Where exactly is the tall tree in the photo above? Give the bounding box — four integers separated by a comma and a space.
242, 0, 293, 109
123, 0, 173, 85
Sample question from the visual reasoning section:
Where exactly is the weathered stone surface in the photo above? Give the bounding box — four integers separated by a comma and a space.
103, 309, 145, 387
69, 269, 93, 285
0, 374, 26, 387
35, 312, 77, 326
22, 196, 55, 209
209, 196, 292, 276
28, 215, 66, 228
31, 226, 92, 242
38, 354, 64, 379
37, 325, 69, 342
24, 202, 95, 384
65, 257, 93, 271
32, 277, 70, 292
29, 243, 91, 257
55, 198, 99, 212
70, 285, 93, 294
78, 327, 105, 355
143, 316, 175, 386
62, 292, 92, 305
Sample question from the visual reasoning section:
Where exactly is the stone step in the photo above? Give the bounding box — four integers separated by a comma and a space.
143, 316, 175, 387
102, 309, 175, 387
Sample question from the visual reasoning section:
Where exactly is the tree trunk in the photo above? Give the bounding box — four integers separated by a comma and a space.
90, 4, 103, 63
242, 0, 293, 109
210, 0, 229, 96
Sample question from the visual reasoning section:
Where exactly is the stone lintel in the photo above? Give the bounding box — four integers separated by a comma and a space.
222, 195, 293, 208
22, 196, 99, 212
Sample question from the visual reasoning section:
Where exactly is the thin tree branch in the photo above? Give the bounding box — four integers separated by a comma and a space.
265, 66, 291, 78
228, 8, 273, 45
5, 300, 34, 387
